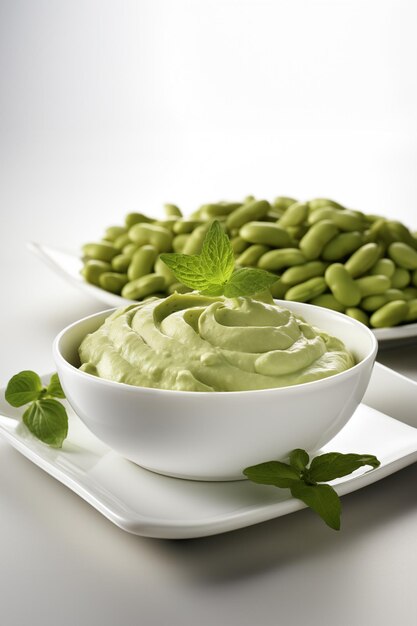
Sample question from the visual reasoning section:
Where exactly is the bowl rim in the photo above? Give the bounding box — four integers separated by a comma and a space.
53, 299, 378, 397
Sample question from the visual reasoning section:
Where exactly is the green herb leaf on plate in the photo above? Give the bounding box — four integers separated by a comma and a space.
5, 370, 43, 407
308, 452, 380, 483
23, 398, 68, 448
289, 448, 310, 473
243, 460, 300, 488
290, 482, 342, 530
46, 372, 66, 399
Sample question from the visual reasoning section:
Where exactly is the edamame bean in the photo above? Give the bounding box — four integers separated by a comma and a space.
413, 269, 417, 287
403, 287, 417, 300
104, 226, 128, 241
321, 231, 363, 261
129, 223, 173, 252
310, 294, 345, 313
114, 233, 131, 251
405, 299, 417, 322
240, 222, 295, 248
369, 258, 396, 278
273, 197, 297, 211
236, 245, 269, 267
164, 203, 182, 217
280, 261, 327, 286
154, 256, 176, 287
391, 267, 410, 289
277, 202, 308, 228
125, 212, 153, 227
345, 308, 370, 326
388, 242, 417, 270
257, 248, 306, 271
355, 275, 391, 297
299, 220, 339, 260
128, 245, 159, 281
200, 203, 242, 219
308, 198, 345, 211
122, 274, 166, 300
123, 242, 139, 256
285, 277, 327, 303
99, 272, 128, 294
182, 222, 211, 255
173, 220, 203, 234
172, 234, 189, 252
226, 200, 270, 230
154, 219, 177, 231
81, 260, 112, 286
82, 242, 119, 262
168, 282, 193, 295
230, 236, 249, 254
370, 301, 409, 328
308, 208, 364, 232
344, 243, 381, 277
270, 279, 288, 299
384, 221, 417, 249
325, 263, 361, 306
112, 253, 132, 273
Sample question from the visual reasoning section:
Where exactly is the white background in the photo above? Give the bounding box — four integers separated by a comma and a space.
1, 1, 417, 625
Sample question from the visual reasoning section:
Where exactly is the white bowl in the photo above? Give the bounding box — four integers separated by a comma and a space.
53, 300, 378, 481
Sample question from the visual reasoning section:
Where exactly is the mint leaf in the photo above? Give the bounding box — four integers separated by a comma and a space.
309, 452, 380, 483
289, 449, 309, 472
290, 482, 341, 530
243, 460, 300, 488
23, 398, 68, 448
159, 254, 210, 291
5, 370, 43, 407
223, 268, 278, 298
199, 220, 235, 284
46, 373, 66, 399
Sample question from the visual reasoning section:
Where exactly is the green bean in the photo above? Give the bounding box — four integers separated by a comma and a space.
321, 231, 363, 261
172, 234, 189, 253
82, 242, 119, 262
344, 243, 381, 277
164, 203, 182, 217
240, 222, 295, 248
370, 301, 409, 328
99, 272, 128, 294
258, 248, 306, 271
281, 261, 327, 286
112, 253, 132, 273
127, 245, 159, 281
391, 267, 410, 289
104, 226, 128, 241
114, 233, 131, 251
273, 197, 297, 211
125, 212, 153, 227
122, 274, 166, 300
299, 220, 339, 260
81, 260, 112, 286
277, 202, 308, 228
345, 308, 370, 326
129, 223, 173, 252
388, 242, 417, 270
310, 294, 345, 313
369, 258, 396, 278
227, 200, 270, 230
236, 245, 269, 267
325, 263, 361, 306
173, 220, 203, 234
355, 275, 391, 297
308, 208, 364, 231
285, 277, 327, 303
405, 299, 417, 322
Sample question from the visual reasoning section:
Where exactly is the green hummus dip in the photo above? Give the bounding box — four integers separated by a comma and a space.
78, 293, 354, 391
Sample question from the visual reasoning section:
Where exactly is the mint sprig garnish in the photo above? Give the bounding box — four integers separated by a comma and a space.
244, 449, 380, 530
160, 221, 278, 297
5, 371, 68, 448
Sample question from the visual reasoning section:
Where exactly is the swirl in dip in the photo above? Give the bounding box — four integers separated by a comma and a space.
78, 293, 355, 391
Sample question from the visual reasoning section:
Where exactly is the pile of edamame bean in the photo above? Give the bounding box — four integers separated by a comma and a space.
81, 196, 417, 328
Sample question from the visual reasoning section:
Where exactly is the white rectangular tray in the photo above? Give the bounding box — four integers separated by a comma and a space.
1, 362, 417, 539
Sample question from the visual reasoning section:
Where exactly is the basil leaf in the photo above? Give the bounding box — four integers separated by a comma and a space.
200, 221, 235, 285
309, 452, 381, 483
46, 373, 66, 399
290, 482, 341, 530
289, 448, 310, 472
223, 268, 278, 298
23, 399, 68, 448
5, 370, 43, 407
244, 460, 300, 488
